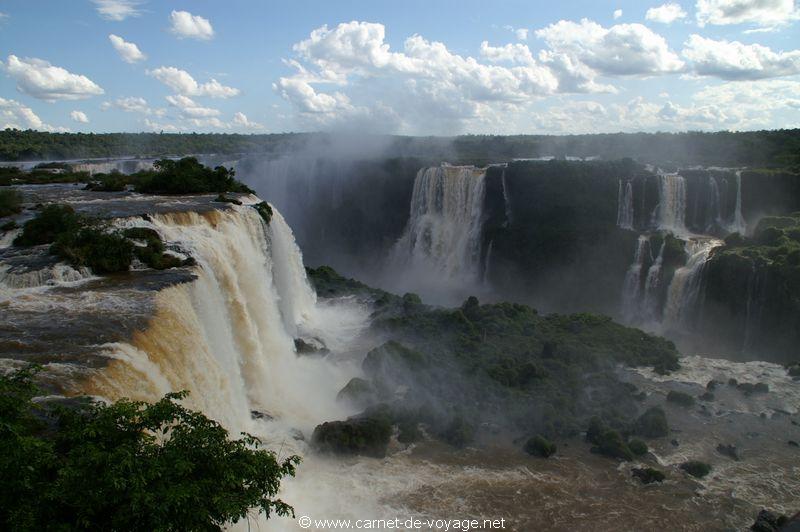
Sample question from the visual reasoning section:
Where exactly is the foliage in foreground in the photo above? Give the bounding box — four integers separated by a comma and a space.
133, 158, 253, 195
0, 366, 300, 531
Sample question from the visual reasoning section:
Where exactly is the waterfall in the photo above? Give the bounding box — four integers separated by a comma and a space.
616, 179, 634, 230
742, 263, 766, 354
89, 202, 361, 437
390, 165, 487, 300
662, 238, 722, 329
728, 171, 746, 235
641, 241, 666, 323
621, 235, 649, 321
501, 168, 513, 226
705, 176, 723, 232
656, 173, 687, 234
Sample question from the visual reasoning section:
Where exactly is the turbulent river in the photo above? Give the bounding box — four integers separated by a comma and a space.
1, 185, 798, 531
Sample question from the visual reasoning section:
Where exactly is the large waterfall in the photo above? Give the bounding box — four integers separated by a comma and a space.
88, 203, 363, 436
388, 165, 487, 304
656, 173, 687, 234
662, 238, 723, 330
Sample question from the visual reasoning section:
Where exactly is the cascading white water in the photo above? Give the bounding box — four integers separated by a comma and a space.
656, 173, 687, 234
388, 165, 487, 303
96, 202, 363, 436
641, 241, 666, 323
662, 238, 723, 329
706, 176, 723, 232
621, 235, 649, 321
616, 179, 635, 230
728, 170, 747, 235
501, 168, 513, 226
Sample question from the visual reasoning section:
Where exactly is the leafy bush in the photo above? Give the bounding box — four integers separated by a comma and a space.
680, 460, 712, 478
666, 390, 695, 408
524, 435, 557, 458
52, 228, 134, 274
628, 438, 648, 456
0, 366, 300, 530
632, 467, 665, 484
0, 188, 22, 217
590, 429, 634, 461
134, 157, 253, 195
634, 407, 669, 438
13, 204, 82, 246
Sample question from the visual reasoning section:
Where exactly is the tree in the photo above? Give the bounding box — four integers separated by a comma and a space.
0, 366, 300, 531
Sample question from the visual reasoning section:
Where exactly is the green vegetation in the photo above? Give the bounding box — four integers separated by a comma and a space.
634, 407, 669, 438
311, 407, 393, 458
524, 435, 557, 458
13, 205, 189, 274
680, 460, 712, 478
0, 188, 23, 217
628, 438, 648, 456
0, 366, 300, 530
134, 158, 253, 195
632, 467, 666, 484
2, 129, 799, 169
704, 211, 800, 363
253, 201, 273, 224
666, 390, 696, 408
311, 267, 680, 455
1, 165, 90, 186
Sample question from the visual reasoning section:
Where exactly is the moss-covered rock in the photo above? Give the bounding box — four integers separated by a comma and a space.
680, 460, 711, 478
311, 409, 392, 458
524, 435, 557, 458
632, 467, 665, 484
634, 407, 669, 438
336, 378, 376, 408
628, 438, 648, 456
666, 390, 695, 408
253, 202, 272, 224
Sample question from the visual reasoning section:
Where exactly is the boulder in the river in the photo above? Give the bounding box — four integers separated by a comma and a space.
666, 390, 695, 408
750, 509, 788, 532
524, 435, 557, 458
680, 460, 711, 478
716, 443, 740, 461
700, 391, 715, 401
706, 379, 719, 390
788, 440, 798, 447
634, 407, 669, 438
311, 409, 392, 458
294, 337, 329, 356
628, 438, 648, 456
336, 377, 376, 408
728, 378, 739, 386
631, 467, 665, 484
788, 364, 800, 377
590, 429, 634, 461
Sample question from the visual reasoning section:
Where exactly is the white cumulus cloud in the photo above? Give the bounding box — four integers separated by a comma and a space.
165, 94, 220, 118
70, 110, 89, 123
169, 10, 214, 40
232, 111, 263, 130
0, 97, 65, 131
614, 9, 623, 19
147, 66, 239, 98
646, 3, 688, 23
696, 0, 799, 27
109, 34, 146, 63
3, 55, 104, 101
535, 19, 684, 76
91, 0, 143, 21
683, 34, 800, 79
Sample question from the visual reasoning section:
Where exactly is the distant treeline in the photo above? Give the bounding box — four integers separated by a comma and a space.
2, 128, 799, 168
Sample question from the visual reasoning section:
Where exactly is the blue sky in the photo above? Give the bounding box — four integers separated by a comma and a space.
0, 0, 799, 134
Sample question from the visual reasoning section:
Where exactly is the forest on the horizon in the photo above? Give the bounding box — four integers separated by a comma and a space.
1, 128, 799, 169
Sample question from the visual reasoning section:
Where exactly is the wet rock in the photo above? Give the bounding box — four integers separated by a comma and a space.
671, 439, 680, 447
524, 435, 557, 458
290, 428, 305, 441
680, 460, 711, 478
667, 390, 695, 408
716, 443, 740, 461
728, 378, 739, 386
788, 440, 798, 447
632, 467, 665, 484
700, 391, 715, 401
634, 407, 669, 438
738, 382, 769, 395
312, 409, 392, 458
336, 377, 376, 408
706, 379, 719, 390
750, 509, 788, 532
294, 337, 330, 356
787, 364, 800, 377
250, 410, 273, 421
